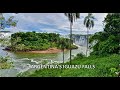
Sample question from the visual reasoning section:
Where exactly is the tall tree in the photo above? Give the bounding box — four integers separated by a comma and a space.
64, 13, 80, 64
59, 38, 65, 63
0, 13, 18, 47
84, 13, 95, 56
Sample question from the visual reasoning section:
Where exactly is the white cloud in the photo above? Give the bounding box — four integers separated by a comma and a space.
3, 13, 107, 35
72, 13, 107, 34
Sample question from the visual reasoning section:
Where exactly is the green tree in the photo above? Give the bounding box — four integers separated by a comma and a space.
10, 32, 72, 52
64, 13, 80, 64
84, 13, 95, 56
58, 38, 69, 63
11, 37, 22, 51
89, 13, 120, 55
0, 13, 18, 30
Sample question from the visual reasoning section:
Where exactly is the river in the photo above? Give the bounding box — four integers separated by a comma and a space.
0, 45, 87, 77
0, 33, 89, 77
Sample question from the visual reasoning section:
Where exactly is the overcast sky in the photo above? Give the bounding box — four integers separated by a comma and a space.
3, 13, 107, 35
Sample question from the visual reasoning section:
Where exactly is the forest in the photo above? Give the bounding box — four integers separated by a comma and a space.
89, 13, 120, 56
7, 32, 78, 51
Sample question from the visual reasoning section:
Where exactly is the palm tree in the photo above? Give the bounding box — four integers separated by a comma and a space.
64, 13, 80, 64
84, 13, 95, 57
58, 38, 66, 64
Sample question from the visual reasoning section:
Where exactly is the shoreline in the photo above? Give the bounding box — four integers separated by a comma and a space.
4, 48, 68, 54
27, 48, 65, 54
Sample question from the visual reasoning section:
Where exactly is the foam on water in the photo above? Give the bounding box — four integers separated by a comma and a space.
0, 35, 88, 77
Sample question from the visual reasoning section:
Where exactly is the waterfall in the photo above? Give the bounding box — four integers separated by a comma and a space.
73, 35, 87, 47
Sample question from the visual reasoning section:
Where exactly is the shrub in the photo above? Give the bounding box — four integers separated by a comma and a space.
74, 53, 85, 59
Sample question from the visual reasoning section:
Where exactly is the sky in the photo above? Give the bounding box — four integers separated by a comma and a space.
3, 13, 107, 35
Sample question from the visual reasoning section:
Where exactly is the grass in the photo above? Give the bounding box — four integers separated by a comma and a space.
18, 54, 120, 77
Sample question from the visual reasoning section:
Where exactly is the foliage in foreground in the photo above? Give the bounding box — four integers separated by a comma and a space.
0, 56, 13, 69
89, 13, 120, 56
18, 54, 120, 77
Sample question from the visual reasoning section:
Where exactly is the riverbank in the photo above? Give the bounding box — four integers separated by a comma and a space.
0, 45, 84, 77
25, 48, 68, 54
4, 44, 78, 54
18, 54, 120, 77
4, 47, 69, 54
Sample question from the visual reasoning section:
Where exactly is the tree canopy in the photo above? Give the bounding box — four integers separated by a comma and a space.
0, 13, 18, 30
89, 13, 120, 56
8, 32, 78, 51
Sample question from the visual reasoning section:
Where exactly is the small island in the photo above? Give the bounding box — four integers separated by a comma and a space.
5, 31, 78, 53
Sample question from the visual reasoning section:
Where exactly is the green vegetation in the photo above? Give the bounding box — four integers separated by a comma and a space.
0, 14, 18, 29
17, 13, 120, 77
0, 56, 13, 69
18, 54, 120, 77
89, 13, 120, 56
0, 37, 11, 47
0, 13, 17, 69
7, 32, 78, 51
1, 13, 120, 77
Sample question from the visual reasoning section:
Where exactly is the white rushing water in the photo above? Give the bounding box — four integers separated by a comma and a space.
0, 34, 88, 77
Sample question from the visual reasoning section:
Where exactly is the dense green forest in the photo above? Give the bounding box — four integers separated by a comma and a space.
89, 13, 120, 56
7, 32, 78, 51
